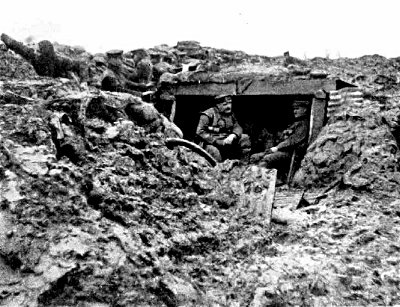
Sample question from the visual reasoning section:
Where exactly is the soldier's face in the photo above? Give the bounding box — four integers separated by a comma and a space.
217, 97, 232, 114
108, 58, 122, 70
293, 107, 307, 118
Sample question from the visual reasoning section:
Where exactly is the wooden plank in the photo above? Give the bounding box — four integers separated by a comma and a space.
264, 168, 277, 226
172, 82, 236, 96
241, 79, 337, 95
247, 167, 277, 226
308, 97, 327, 145
171, 78, 339, 97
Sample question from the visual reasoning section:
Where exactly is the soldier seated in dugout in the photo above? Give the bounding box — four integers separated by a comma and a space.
250, 100, 309, 177
196, 94, 251, 162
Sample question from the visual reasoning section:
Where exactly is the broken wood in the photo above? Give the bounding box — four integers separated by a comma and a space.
295, 191, 312, 209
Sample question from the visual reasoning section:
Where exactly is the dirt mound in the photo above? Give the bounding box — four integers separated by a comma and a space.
0, 78, 279, 306
295, 89, 400, 198
0, 48, 38, 80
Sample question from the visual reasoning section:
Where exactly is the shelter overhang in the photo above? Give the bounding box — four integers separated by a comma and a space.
167, 78, 342, 97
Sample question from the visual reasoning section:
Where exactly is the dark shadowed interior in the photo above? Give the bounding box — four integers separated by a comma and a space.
173, 94, 313, 153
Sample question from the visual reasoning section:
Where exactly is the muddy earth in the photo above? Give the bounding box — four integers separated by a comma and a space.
1, 41, 400, 306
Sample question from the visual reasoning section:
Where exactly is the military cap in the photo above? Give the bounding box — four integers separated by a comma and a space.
129, 48, 150, 60
106, 49, 123, 58
292, 100, 308, 109
214, 93, 233, 103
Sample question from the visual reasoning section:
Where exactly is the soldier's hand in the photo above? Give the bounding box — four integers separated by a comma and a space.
207, 126, 220, 133
250, 152, 265, 163
222, 134, 236, 145
215, 139, 224, 146
270, 146, 278, 153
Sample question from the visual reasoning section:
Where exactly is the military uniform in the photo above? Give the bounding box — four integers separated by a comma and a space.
101, 49, 153, 94
135, 58, 153, 83
255, 114, 309, 170
196, 106, 250, 162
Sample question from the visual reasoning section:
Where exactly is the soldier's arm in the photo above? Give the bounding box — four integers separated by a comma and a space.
276, 121, 308, 151
124, 79, 153, 91
196, 114, 218, 145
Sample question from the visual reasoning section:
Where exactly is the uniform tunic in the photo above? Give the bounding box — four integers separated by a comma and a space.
196, 107, 243, 145
259, 116, 309, 171
196, 107, 249, 161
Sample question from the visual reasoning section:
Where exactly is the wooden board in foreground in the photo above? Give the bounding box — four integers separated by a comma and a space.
243, 166, 277, 226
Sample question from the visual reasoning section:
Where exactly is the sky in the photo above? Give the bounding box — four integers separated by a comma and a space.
1, 0, 399, 59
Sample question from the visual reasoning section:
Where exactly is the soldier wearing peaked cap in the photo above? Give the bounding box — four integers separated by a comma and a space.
196, 94, 251, 162
106, 49, 124, 57
250, 100, 309, 176
101, 48, 154, 94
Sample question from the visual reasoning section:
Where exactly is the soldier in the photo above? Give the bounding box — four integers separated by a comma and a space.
101, 49, 153, 94
250, 100, 309, 173
130, 48, 153, 84
0, 33, 84, 79
101, 49, 128, 92
196, 94, 251, 162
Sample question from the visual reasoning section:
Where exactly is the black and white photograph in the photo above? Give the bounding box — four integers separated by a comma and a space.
1, 0, 400, 306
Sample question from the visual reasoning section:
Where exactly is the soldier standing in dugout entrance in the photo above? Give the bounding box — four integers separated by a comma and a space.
250, 100, 309, 175
196, 94, 251, 162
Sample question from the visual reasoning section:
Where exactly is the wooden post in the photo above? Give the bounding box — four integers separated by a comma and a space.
308, 90, 327, 145
169, 99, 176, 122
286, 149, 297, 187
264, 168, 277, 226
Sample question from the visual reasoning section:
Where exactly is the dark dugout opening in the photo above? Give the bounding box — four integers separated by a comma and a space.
173, 94, 313, 154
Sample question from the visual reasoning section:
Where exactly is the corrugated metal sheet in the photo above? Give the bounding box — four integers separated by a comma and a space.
327, 88, 364, 118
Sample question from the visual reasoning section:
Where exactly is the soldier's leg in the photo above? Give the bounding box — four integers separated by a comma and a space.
225, 134, 251, 160
260, 151, 292, 184
259, 151, 291, 169
239, 133, 251, 157
204, 144, 222, 162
